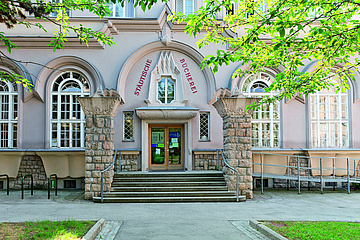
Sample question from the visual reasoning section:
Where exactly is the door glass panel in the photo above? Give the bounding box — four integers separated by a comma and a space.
168, 128, 181, 165
151, 128, 165, 165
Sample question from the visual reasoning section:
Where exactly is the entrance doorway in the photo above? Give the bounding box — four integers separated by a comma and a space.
149, 124, 184, 170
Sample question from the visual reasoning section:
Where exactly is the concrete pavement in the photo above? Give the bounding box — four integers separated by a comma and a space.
1, 189, 360, 239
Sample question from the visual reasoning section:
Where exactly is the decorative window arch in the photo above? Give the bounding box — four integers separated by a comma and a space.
50, 71, 90, 148
241, 71, 280, 148
310, 78, 349, 148
0, 81, 18, 148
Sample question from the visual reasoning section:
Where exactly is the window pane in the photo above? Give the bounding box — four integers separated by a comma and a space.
157, 78, 166, 103
115, 4, 124, 17
123, 112, 134, 140
0, 123, 8, 148
12, 123, 17, 148
199, 112, 210, 140
167, 78, 175, 103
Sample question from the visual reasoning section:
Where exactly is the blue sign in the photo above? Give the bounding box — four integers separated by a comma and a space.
169, 132, 181, 138
152, 144, 158, 147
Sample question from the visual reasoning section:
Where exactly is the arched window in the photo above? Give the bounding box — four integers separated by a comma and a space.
242, 72, 280, 148
157, 77, 175, 104
0, 81, 18, 148
310, 80, 349, 148
51, 71, 90, 148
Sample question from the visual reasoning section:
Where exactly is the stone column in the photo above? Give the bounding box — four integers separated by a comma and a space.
77, 91, 122, 200
213, 93, 257, 199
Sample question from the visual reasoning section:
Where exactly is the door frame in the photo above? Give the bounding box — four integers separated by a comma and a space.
141, 119, 193, 171
148, 124, 184, 170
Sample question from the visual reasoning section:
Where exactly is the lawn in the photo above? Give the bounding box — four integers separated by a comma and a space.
265, 221, 360, 240
0, 219, 95, 240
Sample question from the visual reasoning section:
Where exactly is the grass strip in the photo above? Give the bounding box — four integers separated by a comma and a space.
0, 219, 95, 240
265, 221, 360, 240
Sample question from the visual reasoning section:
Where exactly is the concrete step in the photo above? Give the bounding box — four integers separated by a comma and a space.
103, 191, 236, 198
112, 177, 225, 182
94, 171, 244, 203
111, 181, 227, 187
114, 171, 223, 178
93, 196, 245, 203
110, 186, 230, 192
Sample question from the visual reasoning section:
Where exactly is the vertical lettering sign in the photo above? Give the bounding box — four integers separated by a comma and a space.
134, 59, 152, 96
180, 59, 198, 94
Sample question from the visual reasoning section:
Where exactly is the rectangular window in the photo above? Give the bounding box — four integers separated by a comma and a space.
123, 112, 134, 141
106, 1, 135, 18
175, 0, 194, 15
51, 0, 71, 17
311, 93, 348, 148
64, 180, 76, 189
199, 112, 210, 141
252, 103, 280, 148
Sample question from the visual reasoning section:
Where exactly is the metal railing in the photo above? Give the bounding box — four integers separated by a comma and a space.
252, 152, 360, 194
100, 149, 120, 203
0, 174, 9, 195
21, 174, 33, 199
216, 149, 239, 202
48, 174, 58, 199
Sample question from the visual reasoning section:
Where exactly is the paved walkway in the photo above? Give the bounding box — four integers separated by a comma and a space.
1, 189, 360, 239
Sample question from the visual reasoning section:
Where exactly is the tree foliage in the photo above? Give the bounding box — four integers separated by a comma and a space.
0, 0, 162, 89
169, 0, 360, 108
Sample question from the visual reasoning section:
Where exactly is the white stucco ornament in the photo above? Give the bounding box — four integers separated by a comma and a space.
212, 93, 258, 118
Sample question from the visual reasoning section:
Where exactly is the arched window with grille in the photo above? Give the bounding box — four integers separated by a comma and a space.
51, 71, 90, 148
241, 72, 280, 148
310, 79, 349, 148
0, 81, 18, 148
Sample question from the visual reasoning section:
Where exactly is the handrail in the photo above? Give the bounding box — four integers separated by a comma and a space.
253, 152, 360, 161
252, 152, 360, 194
0, 174, 9, 195
21, 174, 33, 199
48, 174, 58, 199
216, 149, 239, 202
100, 149, 120, 203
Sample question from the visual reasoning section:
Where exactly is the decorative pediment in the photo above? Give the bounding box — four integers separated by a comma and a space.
146, 51, 186, 106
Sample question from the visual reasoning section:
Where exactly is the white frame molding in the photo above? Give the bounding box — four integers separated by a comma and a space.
0, 81, 18, 148
50, 71, 90, 148
241, 71, 281, 148
140, 119, 193, 171
309, 87, 350, 148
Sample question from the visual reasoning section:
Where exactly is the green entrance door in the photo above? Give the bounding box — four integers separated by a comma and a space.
149, 125, 184, 170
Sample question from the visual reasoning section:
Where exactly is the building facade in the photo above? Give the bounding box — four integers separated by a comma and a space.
0, 1, 360, 194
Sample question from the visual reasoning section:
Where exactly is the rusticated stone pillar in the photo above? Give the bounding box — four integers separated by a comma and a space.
213, 93, 257, 199
77, 91, 122, 200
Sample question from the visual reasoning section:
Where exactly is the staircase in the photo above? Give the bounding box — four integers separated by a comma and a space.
93, 171, 246, 203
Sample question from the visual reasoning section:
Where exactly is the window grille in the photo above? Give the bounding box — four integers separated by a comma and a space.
123, 112, 134, 141
199, 112, 210, 141
0, 81, 18, 148
242, 72, 280, 148
51, 71, 90, 148
310, 80, 349, 148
